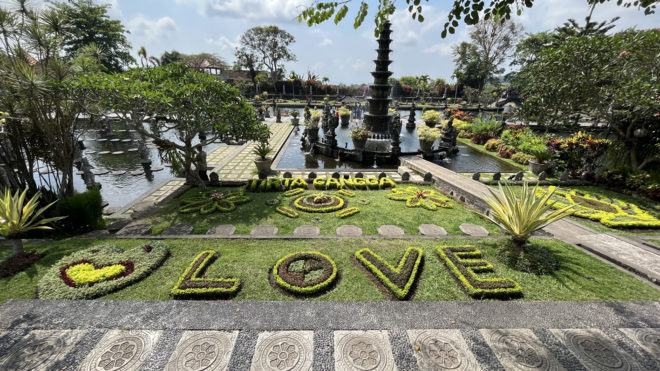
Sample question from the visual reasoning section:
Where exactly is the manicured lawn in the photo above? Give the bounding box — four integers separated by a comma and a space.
508, 185, 660, 237
146, 186, 501, 236
1, 237, 659, 303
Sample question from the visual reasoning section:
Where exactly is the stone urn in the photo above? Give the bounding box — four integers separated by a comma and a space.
419, 139, 434, 153
254, 157, 273, 174
424, 120, 438, 128
528, 160, 551, 175
340, 115, 350, 127
291, 117, 300, 125
352, 138, 367, 151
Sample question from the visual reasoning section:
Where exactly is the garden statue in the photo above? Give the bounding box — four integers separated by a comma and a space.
472, 172, 480, 181
390, 115, 402, 155
196, 145, 209, 182
493, 172, 501, 181
276, 106, 282, 123
137, 139, 151, 165
407, 102, 416, 130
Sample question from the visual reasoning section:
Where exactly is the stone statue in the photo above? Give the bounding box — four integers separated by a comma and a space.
196, 145, 209, 182
406, 102, 416, 130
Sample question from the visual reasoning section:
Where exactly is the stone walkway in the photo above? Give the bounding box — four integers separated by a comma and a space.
401, 156, 660, 285
0, 300, 658, 370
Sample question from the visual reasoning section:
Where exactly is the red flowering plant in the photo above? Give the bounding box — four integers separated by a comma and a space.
558, 131, 610, 174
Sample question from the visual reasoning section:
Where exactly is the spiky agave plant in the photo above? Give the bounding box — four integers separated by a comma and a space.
0, 188, 65, 256
478, 182, 574, 249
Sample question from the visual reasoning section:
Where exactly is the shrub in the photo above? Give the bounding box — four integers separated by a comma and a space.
417, 124, 443, 142
338, 107, 351, 117
526, 144, 553, 163
468, 116, 501, 144
511, 152, 535, 164
484, 139, 502, 152
171, 250, 241, 299
55, 188, 104, 235
271, 251, 338, 295
355, 247, 423, 300
458, 130, 472, 138
421, 110, 442, 125
498, 148, 513, 159
350, 127, 371, 141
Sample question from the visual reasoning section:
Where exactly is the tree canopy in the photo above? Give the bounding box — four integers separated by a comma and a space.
53, 0, 133, 72
298, 0, 658, 37
236, 26, 296, 84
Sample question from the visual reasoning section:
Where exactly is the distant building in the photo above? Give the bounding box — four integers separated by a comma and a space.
191, 60, 253, 84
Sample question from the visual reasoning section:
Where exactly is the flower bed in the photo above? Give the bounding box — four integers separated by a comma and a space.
38, 243, 169, 299
271, 251, 338, 296
178, 191, 251, 214
292, 193, 345, 213
387, 186, 452, 210
537, 186, 660, 228
436, 245, 523, 299
354, 247, 423, 300
171, 250, 241, 299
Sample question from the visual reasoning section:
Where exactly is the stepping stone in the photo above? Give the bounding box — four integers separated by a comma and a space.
110, 138, 120, 142
121, 139, 132, 142
76, 170, 84, 175
98, 151, 110, 155
92, 169, 109, 175
166, 331, 238, 371
38, 169, 53, 174
147, 144, 157, 149
408, 329, 480, 371
116, 223, 152, 235
336, 225, 363, 237
459, 223, 489, 237
550, 329, 641, 370
378, 224, 404, 237
111, 170, 126, 175
130, 170, 144, 176
0, 330, 87, 369
251, 225, 278, 236
418, 224, 447, 236
111, 151, 124, 155
293, 225, 320, 237
481, 329, 563, 371
84, 150, 96, 155
102, 206, 121, 216
206, 224, 235, 236
151, 166, 164, 171
252, 331, 314, 371
96, 138, 107, 142
335, 331, 396, 371
106, 218, 132, 233
162, 223, 194, 235
127, 148, 138, 152
79, 330, 161, 370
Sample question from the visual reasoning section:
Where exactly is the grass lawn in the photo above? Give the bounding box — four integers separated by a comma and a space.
146, 186, 501, 236
508, 185, 660, 237
1, 237, 659, 304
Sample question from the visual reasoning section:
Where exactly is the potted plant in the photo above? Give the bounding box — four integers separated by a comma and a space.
417, 124, 442, 153
291, 110, 300, 125
304, 109, 322, 142
253, 141, 273, 174
349, 126, 371, 151
338, 107, 351, 127
421, 110, 441, 128
527, 145, 553, 175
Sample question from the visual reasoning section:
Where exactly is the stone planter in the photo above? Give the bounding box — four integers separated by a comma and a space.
419, 139, 434, 153
352, 138, 368, 151
528, 159, 550, 175
254, 158, 273, 174
306, 127, 319, 142
340, 115, 350, 127
424, 120, 438, 128
291, 117, 299, 125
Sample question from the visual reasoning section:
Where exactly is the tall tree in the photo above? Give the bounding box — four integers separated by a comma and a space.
298, 0, 657, 37
160, 50, 184, 65
237, 25, 296, 84
453, 18, 522, 93
234, 47, 260, 94
53, 0, 133, 72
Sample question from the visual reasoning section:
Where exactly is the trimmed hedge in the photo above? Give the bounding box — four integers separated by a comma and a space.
271, 251, 338, 295
276, 206, 299, 218
436, 245, 523, 299
387, 186, 452, 210
283, 188, 305, 197
355, 247, 423, 300
171, 250, 241, 299
293, 194, 345, 213
38, 243, 169, 299
178, 191, 251, 214
538, 186, 660, 228
338, 189, 356, 197
337, 207, 360, 218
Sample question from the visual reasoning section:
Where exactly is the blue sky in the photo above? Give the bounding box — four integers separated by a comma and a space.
17, 0, 660, 83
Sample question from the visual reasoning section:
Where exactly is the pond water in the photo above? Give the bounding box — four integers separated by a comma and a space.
34, 121, 220, 208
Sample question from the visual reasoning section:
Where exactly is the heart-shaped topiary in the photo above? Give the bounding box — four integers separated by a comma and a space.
38, 243, 169, 299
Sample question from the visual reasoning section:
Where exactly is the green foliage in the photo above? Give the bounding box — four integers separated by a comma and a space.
0, 189, 64, 242
349, 127, 372, 141
497, 241, 559, 275
337, 207, 360, 218
171, 250, 241, 299
53, 0, 133, 72
55, 188, 104, 234
338, 107, 351, 117
484, 139, 502, 152
238, 26, 296, 83
355, 247, 423, 300
526, 145, 552, 163
37, 243, 169, 300
416, 124, 442, 142
479, 183, 574, 246
421, 110, 441, 124
178, 191, 251, 215
436, 245, 523, 299
276, 206, 299, 218
272, 251, 338, 295
253, 141, 273, 160
511, 152, 535, 165
387, 187, 453, 210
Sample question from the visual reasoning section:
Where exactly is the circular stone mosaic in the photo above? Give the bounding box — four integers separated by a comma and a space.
80, 330, 157, 371
292, 193, 345, 213
0, 335, 66, 370
336, 334, 393, 371
568, 333, 630, 370
255, 333, 312, 371
494, 333, 546, 369
413, 333, 467, 370
166, 332, 234, 371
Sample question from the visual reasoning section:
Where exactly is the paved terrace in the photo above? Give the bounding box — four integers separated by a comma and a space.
0, 300, 658, 370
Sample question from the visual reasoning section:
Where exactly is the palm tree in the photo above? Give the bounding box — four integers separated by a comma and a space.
138, 46, 147, 68
148, 56, 160, 67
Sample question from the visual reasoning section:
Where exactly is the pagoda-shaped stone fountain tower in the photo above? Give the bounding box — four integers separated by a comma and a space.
364, 21, 394, 134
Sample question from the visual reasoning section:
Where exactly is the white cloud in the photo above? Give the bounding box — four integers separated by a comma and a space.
319, 38, 333, 46
422, 43, 454, 56
128, 15, 178, 41
176, 0, 311, 21
101, 0, 122, 20
390, 6, 448, 46
206, 35, 240, 50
